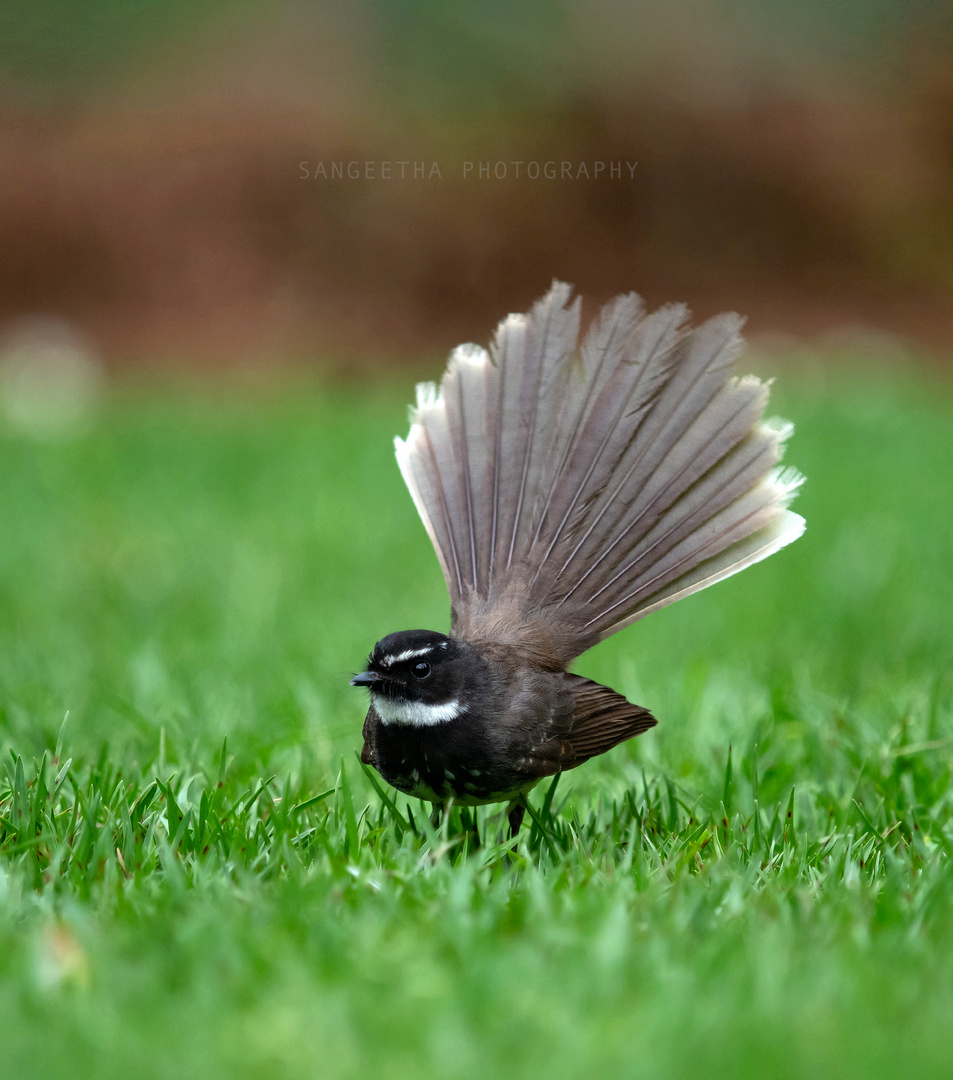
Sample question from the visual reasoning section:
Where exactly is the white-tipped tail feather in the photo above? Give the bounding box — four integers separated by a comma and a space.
395, 283, 804, 662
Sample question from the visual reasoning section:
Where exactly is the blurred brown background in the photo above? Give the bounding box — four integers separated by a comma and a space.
1, 0, 952, 367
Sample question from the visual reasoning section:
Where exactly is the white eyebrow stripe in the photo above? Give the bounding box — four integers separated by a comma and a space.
371, 695, 465, 727
380, 646, 437, 667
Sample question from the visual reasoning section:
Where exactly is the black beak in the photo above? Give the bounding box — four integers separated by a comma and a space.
349, 671, 381, 687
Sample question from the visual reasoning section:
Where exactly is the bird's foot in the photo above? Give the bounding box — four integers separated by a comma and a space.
506, 800, 525, 838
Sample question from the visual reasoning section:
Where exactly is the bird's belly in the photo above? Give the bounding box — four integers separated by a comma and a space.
369, 716, 533, 805
393, 771, 541, 807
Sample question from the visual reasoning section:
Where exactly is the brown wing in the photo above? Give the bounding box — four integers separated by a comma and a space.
560, 674, 656, 766
516, 674, 656, 779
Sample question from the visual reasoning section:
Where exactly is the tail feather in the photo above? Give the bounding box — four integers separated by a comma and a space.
532, 301, 688, 570
529, 291, 649, 551
490, 284, 581, 576
589, 503, 806, 631
394, 282, 804, 663
441, 343, 494, 590
581, 471, 804, 634
561, 420, 781, 607
554, 367, 768, 592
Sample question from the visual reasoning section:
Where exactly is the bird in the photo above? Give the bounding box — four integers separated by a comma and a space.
351, 282, 804, 834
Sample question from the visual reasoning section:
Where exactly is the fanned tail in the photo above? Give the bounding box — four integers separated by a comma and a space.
395, 282, 804, 665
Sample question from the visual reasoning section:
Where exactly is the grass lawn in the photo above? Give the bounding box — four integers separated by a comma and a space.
1, 357, 951, 1079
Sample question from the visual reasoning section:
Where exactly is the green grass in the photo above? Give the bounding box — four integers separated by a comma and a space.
1, 362, 951, 1079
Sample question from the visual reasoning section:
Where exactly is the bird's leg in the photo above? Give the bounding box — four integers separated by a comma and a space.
429, 802, 445, 829
506, 799, 525, 838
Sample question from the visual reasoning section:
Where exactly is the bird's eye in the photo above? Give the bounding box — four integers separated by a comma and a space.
412, 661, 431, 679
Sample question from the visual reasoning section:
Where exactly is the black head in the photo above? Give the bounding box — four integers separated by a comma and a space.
350, 630, 476, 727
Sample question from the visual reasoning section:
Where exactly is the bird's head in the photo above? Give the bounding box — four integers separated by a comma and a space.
350, 629, 470, 726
